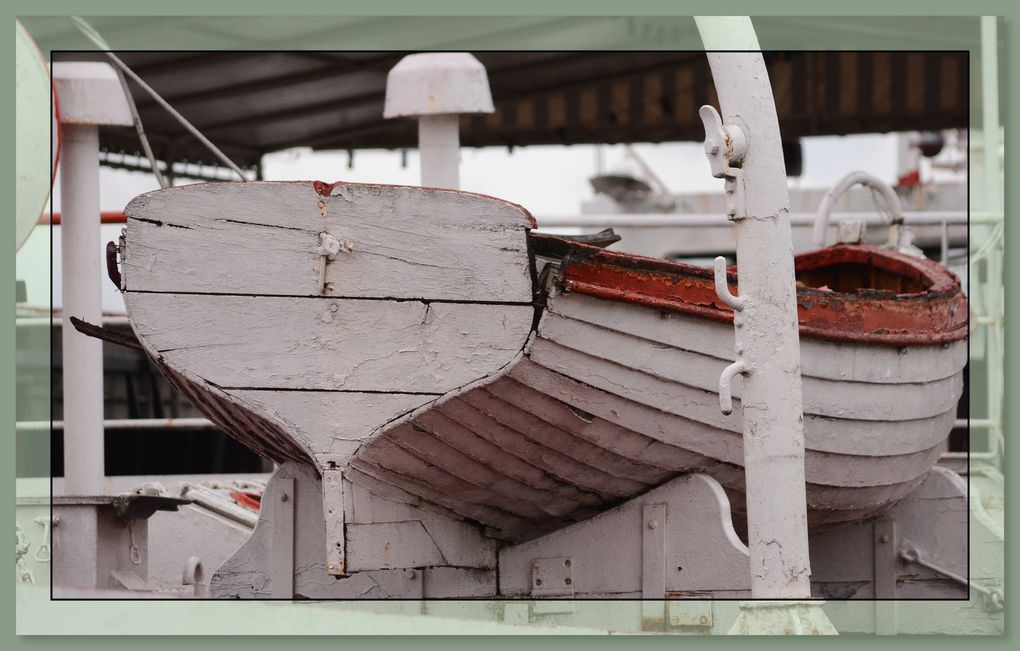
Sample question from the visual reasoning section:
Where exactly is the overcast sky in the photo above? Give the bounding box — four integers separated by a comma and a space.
20, 134, 907, 312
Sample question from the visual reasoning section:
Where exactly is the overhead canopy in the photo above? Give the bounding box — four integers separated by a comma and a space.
45, 42, 969, 173
50, 50, 969, 172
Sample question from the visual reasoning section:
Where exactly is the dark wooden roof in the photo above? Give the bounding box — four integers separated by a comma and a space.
50, 50, 969, 170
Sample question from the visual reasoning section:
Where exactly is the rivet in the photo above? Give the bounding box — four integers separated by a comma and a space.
564, 578, 572, 586
880, 534, 890, 544
648, 520, 658, 529
535, 579, 543, 586
280, 493, 289, 502
563, 559, 571, 567
328, 563, 335, 570
330, 304, 339, 313
700, 616, 709, 624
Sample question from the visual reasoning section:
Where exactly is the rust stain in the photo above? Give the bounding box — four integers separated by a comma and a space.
105, 241, 122, 290
531, 234, 967, 347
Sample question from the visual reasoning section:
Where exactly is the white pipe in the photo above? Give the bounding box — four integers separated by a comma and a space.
980, 17, 1001, 214
16, 316, 131, 328
535, 211, 977, 230
418, 114, 460, 189
17, 418, 215, 432
813, 171, 904, 247
703, 48, 813, 599
59, 124, 105, 495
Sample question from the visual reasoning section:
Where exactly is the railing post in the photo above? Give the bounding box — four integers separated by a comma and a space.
52, 62, 133, 496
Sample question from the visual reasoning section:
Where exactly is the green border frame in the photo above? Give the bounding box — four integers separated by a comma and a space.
6, 1, 1015, 646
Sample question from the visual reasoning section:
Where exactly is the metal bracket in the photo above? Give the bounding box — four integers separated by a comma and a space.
33, 516, 54, 562
531, 557, 574, 598
316, 233, 352, 295
700, 105, 747, 220
900, 540, 1004, 611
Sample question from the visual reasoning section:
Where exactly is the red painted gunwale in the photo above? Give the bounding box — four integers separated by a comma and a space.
529, 233, 967, 347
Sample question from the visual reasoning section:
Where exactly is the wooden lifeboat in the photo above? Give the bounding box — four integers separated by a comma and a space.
119, 181, 967, 542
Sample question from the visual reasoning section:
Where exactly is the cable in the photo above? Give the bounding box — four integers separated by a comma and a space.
70, 16, 248, 182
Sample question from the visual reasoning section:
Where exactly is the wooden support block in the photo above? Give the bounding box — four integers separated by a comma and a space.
322, 468, 346, 576
270, 476, 295, 598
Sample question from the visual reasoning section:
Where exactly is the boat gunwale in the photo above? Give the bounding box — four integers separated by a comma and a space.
529, 234, 967, 346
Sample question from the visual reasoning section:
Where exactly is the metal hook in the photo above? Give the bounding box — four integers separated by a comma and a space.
713, 256, 745, 311
718, 359, 747, 415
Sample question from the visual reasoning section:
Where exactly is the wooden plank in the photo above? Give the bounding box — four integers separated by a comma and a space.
436, 397, 622, 501
526, 337, 957, 459
457, 390, 654, 492
509, 359, 945, 489
123, 181, 534, 302
384, 422, 581, 520
346, 522, 444, 571
414, 408, 604, 508
348, 457, 542, 541
355, 436, 553, 524
547, 292, 968, 384
322, 468, 345, 575
533, 325, 962, 423
225, 389, 433, 467
642, 503, 667, 599
270, 476, 295, 597
127, 294, 533, 393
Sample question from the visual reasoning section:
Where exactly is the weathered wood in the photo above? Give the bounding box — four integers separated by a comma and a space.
225, 390, 433, 467
128, 294, 533, 394
439, 396, 645, 500
414, 408, 604, 509
346, 522, 445, 571
538, 312, 964, 424
498, 474, 750, 597
270, 476, 295, 598
123, 182, 534, 302
379, 425, 574, 521
508, 359, 945, 488
424, 567, 497, 598
547, 291, 968, 384
322, 468, 346, 575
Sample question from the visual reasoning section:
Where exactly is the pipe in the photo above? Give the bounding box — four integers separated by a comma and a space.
40, 209, 987, 229
59, 124, 106, 495
17, 418, 216, 432
813, 171, 904, 247
699, 32, 813, 599
418, 115, 461, 189
16, 316, 131, 328
535, 211, 980, 229
44, 211, 130, 225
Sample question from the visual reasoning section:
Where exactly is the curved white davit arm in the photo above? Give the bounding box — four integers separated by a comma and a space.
694, 18, 832, 618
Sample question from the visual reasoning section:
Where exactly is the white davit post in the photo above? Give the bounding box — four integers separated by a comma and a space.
694, 16, 837, 635
52, 62, 133, 496
383, 53, 494, 189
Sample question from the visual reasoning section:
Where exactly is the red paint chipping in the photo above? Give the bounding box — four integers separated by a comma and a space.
312, 181, 337, 197
532, 234, 967, 347
228, 490, 262, 511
